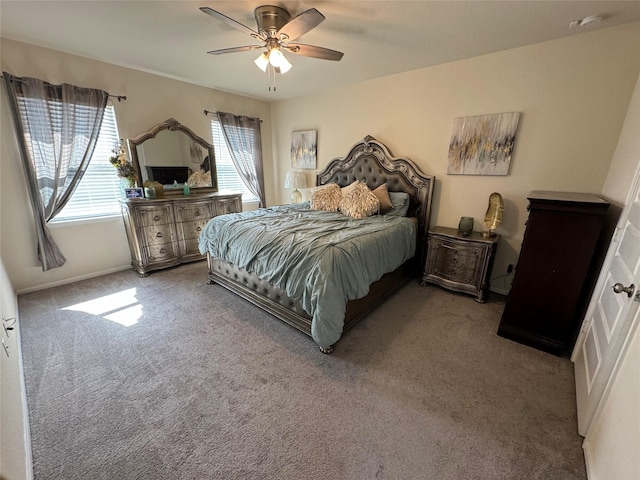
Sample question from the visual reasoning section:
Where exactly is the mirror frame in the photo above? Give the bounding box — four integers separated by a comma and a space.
127, 118, 218, 197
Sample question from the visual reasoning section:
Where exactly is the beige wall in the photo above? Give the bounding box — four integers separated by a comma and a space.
0, 38, 272, 293
602, 72, 640, 207
271, 23, 640, 292
2, 23, 640, 294
0, 256, 32, 479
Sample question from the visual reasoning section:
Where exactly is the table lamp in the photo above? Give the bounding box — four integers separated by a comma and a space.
284, 170, 307, 203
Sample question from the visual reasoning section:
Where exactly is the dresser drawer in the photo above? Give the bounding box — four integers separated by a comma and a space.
174, 202, 214, 222
144, 243, 178, 263
137, 205, 173, 226
216, 198, 241, 216
179, 237, 203, 257
140, 224, 175, 246
177, 219, 208, 241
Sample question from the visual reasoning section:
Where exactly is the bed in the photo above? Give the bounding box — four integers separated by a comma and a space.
200, 136, 434, 353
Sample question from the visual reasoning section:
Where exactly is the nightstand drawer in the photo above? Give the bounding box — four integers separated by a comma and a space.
421, 226, 499, 303
430, 239, 482, 286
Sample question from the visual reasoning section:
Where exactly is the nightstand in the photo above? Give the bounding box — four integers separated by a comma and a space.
420, 226, 499, 303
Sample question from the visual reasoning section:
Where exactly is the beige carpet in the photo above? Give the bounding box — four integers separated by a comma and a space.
18, 261, 586, 479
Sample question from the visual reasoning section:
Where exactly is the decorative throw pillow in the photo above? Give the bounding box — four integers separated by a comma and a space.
340, 182, 379, 219
341, 180, 360, 197
372, 184, 394, 214
310, 183, 342, 211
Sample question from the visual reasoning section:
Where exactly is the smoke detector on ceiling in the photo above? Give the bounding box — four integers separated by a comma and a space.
569, 14, 607, 28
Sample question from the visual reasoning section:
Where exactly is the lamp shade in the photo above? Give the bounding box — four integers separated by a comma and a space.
284, 171, 307, 189
284, 171, 307, 203
254, 53, 269, 72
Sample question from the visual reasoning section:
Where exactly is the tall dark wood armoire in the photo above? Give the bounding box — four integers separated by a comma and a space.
497, 191, 609, 356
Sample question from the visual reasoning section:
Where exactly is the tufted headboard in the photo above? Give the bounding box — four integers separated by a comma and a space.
316, 135, 435, 264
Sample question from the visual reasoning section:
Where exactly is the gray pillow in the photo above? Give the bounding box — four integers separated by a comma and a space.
385, 192, 410, 217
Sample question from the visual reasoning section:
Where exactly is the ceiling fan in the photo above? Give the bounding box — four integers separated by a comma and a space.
200, 5, 344, 76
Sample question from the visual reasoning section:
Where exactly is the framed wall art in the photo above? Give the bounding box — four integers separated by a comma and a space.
291, 130, 317, 170
447, 112, 520, 175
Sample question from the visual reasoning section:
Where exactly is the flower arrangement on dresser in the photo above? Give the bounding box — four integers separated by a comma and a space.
109, 139, 137, 187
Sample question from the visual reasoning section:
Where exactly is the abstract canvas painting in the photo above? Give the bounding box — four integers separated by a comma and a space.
291, 130, 317, 170
447, 112, 520, 175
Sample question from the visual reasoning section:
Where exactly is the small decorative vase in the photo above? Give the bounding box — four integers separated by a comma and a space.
458, 216, 474, 237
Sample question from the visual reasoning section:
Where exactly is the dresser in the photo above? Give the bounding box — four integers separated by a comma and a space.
497, 191, 609, 355
421, 226, 499, 303
120, 193, 242, 276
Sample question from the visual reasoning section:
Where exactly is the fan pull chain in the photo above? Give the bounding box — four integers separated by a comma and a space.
268, 64, 277, 92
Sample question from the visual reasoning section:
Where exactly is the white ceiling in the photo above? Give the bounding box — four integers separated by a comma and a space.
2, 1, 639, 102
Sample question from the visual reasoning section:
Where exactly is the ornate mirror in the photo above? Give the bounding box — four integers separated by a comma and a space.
128, 118, 218, 196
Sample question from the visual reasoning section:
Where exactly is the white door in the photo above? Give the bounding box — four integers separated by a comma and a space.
572, 164, 640, 437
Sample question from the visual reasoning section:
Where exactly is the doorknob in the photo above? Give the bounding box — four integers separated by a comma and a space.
612, 283, 635, 298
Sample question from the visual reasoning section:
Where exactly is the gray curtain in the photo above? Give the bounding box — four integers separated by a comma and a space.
3, 72, 108, 271
216, 112, 266, 207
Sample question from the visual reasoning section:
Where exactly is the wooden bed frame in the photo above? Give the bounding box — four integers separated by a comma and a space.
206, 135, 435, 352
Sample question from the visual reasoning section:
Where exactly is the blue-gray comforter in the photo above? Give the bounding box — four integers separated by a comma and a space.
198, 204, 416, 348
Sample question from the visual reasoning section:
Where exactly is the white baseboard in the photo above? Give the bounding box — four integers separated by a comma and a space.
582, 439, 595, 480
16, 265, 132, 295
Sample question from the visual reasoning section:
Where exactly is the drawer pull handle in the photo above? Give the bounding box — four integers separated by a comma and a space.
226, 207, 231, 213
156, 232, 163, 238
153, 215, 160, 221
159, 248, 166, 254
196, 227, 202, 232
195, 210, 201, 216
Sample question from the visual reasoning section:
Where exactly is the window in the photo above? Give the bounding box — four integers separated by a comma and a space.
210, 119, 259, 203
53, 105, 121, 222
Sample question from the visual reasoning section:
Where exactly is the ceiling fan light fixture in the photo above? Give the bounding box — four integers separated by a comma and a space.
202, 4, 343, 87
254, 52, 269, 72
268, 48, 284, 67
277, 53, 292, 73
266, 48, 292, 73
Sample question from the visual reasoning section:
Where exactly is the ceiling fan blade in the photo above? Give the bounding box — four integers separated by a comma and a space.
200, 7, 260, 38
207, 45, 264, 55
277, 8, 324, 42
285, 44, 344, 61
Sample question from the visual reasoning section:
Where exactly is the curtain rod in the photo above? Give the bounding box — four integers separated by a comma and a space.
204, 109, 262, 122
0, 74, 127, 102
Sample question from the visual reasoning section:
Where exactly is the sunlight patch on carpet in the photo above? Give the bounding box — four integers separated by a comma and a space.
63, 288, 141, 326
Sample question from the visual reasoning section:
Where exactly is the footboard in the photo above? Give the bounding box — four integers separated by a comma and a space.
207, 255, 312, 336
207, 254, 418, 352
